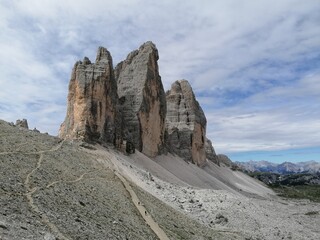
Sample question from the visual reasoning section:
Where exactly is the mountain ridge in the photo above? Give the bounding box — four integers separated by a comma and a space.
236, 160, 320, 174
59, 41, 218, 167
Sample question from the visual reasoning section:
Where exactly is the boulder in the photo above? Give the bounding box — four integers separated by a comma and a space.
165, 80, 206, 166
59, 47, 122, 146
15, 119, 28, 129
115, 41, 166, 157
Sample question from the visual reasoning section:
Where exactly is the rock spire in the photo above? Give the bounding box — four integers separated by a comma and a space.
115, 41, 166, 157
59, 47, 122, 146
165, 80, 207, 166
59, 42, 219, 165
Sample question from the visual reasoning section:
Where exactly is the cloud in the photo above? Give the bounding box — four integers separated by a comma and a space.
0, 0, 319, 156
205, 73, 320, 153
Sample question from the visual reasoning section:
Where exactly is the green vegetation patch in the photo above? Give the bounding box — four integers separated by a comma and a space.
271, 185, 320, 202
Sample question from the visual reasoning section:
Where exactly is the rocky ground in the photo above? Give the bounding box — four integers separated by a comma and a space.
1, 119, 319, 239
0, 120, 237, 239
0, 121, 159, 239
97, 146, 320, 240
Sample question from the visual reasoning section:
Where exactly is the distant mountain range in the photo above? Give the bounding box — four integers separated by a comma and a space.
236, 160, 320, 174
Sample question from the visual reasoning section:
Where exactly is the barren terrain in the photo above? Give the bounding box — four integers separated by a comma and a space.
1, 120, 319, 239
0, 120, 235, 239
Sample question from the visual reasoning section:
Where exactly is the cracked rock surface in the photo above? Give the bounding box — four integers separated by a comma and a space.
115, 41, 166, 157
165, 80, 207, 166
59, 47, 122, 145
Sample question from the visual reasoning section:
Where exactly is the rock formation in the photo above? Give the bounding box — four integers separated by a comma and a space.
205, 138, 219, 165
115, 41, 166, 157
59, 47, 122, 146
165, 80, 207, 166
15, 119, 28, 129
217, 154, 234, 167
59, 42, 220, 163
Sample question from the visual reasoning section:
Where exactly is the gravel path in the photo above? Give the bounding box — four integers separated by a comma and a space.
113, 167, 169, 240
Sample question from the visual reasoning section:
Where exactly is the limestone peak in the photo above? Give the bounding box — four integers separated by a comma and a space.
95, 46, 112, 63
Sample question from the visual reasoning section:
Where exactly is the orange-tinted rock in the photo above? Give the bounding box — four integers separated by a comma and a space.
59, 47, 122, 145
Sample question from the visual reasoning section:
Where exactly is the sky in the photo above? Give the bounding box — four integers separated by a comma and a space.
0, 0, 319, 163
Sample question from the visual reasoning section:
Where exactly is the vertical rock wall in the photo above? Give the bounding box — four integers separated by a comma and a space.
59, 47, 121, 145
115, 42, 166, 157
59, 42, 218, 165
165, 80, 207, 166
205, 138, 219, 165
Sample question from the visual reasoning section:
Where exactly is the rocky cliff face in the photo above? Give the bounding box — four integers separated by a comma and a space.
59, 42, 219, 163
165, 80, 207, 166
217, 154, 234, 167
205, 138, 219, 165
115, 42, 166, 157
59, 47, 122, 145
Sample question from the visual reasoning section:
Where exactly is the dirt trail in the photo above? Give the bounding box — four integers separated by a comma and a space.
89, 148, 170, 240
0, 139, 65, 155
21, 139, 168, 240
46, 170, 101, 188
23, 140, 70, 240
111, 162, 170, 240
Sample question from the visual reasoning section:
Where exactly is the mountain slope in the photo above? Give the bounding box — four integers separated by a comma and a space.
98, 143, 320, 240
0, 120, 238, 240
1, 120, 320, 240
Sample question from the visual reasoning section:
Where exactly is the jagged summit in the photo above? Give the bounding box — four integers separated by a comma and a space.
59, 42, 217, 164
95, 46, 112, 63
82, 56, 91, 64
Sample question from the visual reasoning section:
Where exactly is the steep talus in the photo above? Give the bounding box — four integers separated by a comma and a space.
0, 120, 234, 240
165, 80, 207, 166
59, 47, 122, 146
115, 41, 166, 157
3, 120, 319, 240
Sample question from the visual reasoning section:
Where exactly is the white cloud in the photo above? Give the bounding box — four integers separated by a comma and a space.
205, 73, 320, 153
0, 0, 319, 156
